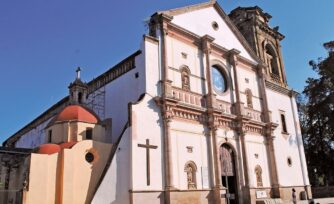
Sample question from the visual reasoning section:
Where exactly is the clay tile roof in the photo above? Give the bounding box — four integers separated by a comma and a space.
37, 144, 61, 155
54, 105, 99, 124
59, 141, 77, 149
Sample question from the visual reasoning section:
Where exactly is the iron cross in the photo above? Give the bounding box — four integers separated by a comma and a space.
138, 139, 158, 186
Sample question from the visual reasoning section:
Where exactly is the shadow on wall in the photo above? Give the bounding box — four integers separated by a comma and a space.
82, 141, 112, 204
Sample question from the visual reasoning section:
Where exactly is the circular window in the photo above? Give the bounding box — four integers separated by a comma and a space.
212, 21, 219, 30
287, 157, 292, 167
211, 66, 227, 93
85, 152, 95, 163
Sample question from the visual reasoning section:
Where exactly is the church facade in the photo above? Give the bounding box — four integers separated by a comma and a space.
1, 1, 310, 204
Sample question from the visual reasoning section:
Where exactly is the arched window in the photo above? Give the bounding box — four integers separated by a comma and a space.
180, 66, 190, 91
245, 89, 253, 108
78, 92, 83, 104
255, 165, 263, 187
184, 161, 197, 189
265, 44, 280, 76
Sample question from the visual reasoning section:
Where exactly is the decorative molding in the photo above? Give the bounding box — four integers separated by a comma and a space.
87, 51, 140, 94
265, 80, 290, 95
143, 35, 159, 44
257, 20, 285, 40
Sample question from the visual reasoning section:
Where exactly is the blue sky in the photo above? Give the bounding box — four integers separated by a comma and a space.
0, 0, 333, 143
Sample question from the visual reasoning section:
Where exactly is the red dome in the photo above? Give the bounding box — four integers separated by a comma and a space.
37, 144, 61, 155
55, 105, 98, 124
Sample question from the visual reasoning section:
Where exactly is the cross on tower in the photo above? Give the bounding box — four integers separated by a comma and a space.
138, 139, 158, 186
76, 67, 81, 79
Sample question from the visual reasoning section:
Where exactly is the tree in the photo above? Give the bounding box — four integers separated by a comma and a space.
300, 41, 334, 186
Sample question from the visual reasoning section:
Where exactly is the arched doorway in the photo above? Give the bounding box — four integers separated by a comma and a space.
220, 144, 238, 204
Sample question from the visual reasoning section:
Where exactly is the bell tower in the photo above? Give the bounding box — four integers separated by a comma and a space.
229, 6, 287, 86
68, 67, 88, 104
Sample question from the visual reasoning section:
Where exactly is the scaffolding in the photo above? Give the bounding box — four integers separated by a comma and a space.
86, 86, 106, 120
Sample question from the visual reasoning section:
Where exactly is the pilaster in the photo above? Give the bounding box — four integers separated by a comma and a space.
228, 49, 252, 203
201, 35, 223, 204
156, 13, 176, 204
257, 63, 281, 198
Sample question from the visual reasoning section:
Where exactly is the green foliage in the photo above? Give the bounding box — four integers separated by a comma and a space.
299, 41, 334, 186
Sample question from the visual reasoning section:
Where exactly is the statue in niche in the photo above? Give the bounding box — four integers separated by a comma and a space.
255, 165, 263, 187
181, 67, 190, 91
245, 89, 253, 108
185, 162, 197, 189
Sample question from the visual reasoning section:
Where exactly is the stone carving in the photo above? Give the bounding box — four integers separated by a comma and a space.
245, 89, 253, 108
255, 165, 263, 187
180, 66, 191, 91
184, 161, 197, 189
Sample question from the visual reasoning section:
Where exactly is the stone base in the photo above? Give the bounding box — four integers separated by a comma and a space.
130, 186, 311, 204
130, 189, 227, 204
278, 186, 309, 202
248, 185, 311, 204
130, 190, 164, 204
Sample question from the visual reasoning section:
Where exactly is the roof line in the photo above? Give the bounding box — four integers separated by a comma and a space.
212, 2, 262, 63
157, 0, 215, 16
3, 50, 142, 147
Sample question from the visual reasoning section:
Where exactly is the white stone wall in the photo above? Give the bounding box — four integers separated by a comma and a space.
15, 117, 53, 148
245, 134, 271, 188
170, 121, 210, 190
166, 36, 206, 95
104, 54, 146, 143
131, 94, 163, 191
237, 64, 263, 112
172, 7, 256, 63
92, 128, 131, 204
266, 89, 307, 186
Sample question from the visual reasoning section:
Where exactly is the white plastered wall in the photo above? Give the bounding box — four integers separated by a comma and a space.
237, 64, 263, 112
104, 53, 146, 143
131, 38, 163, 192
15, 117, 53, 148
93, 38, 161, 204
245, 134, 271, 188
172, 7, 256, 63
166, 36, 206, 95
131, 94, 163, 191
92, 128, 131, 204
266, 89, 306, 186
170, 120, 210, 190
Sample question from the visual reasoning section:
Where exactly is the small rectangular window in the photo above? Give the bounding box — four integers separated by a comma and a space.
280, 114, 287, 133
86, 128, 93, 140
48, 130, 52, 143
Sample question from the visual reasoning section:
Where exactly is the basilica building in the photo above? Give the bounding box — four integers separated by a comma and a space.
0, 1, 310, 204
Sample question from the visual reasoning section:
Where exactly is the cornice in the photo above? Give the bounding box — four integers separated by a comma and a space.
265, 80, 291, 96
143, 35, 159, 45
256, 20, 285, 40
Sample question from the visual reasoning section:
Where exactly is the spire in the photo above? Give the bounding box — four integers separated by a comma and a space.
69, 67, 88, 104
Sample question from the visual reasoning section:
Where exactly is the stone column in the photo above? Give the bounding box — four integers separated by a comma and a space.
257, 64, 280, 197
201, 35, 222, 204
275, 39, 287, 85
228, 49, 251, 203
